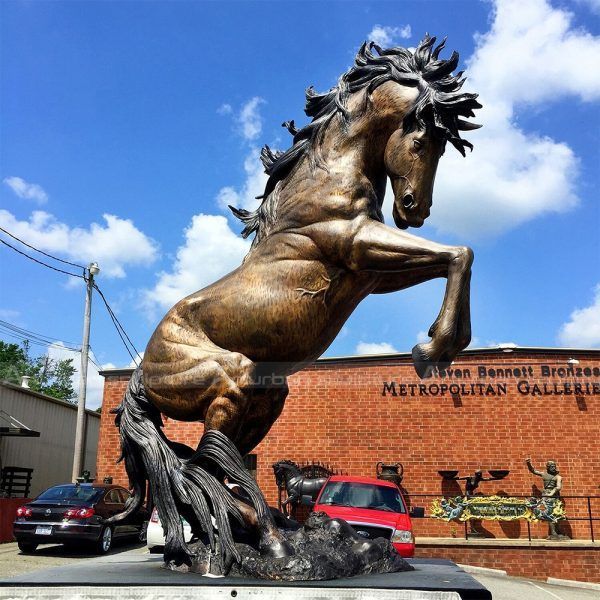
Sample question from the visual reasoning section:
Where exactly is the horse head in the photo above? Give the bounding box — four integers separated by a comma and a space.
272, 459, 301, 487
230, 35, 481, 243
364, 36, 482, 229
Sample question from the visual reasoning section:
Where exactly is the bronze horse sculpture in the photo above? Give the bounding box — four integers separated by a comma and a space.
273, 460, 331, 515
108, 36, 481, 574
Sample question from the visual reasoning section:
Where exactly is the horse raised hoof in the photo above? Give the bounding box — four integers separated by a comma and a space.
412, 343, 452, 379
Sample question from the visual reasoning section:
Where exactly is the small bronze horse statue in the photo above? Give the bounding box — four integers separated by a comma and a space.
273, 460, 331, 515
108, 35, 481, 571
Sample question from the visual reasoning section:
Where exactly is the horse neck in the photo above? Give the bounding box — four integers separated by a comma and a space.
282, 99, 398, 210
276, 125, 389, 220
281, 463, 301, 482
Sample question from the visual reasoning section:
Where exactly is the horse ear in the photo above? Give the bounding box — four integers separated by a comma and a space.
456, 119, 482, 131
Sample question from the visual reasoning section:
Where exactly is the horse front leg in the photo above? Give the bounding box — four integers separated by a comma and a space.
348, 219, 473, 378
374, 265, 472, 374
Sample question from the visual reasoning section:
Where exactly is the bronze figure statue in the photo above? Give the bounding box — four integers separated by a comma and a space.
108, 36, 481, 577
525, 458, 569, 539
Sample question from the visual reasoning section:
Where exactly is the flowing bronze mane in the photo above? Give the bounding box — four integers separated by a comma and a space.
108, 35, 481, 577
231, 35, 481, 247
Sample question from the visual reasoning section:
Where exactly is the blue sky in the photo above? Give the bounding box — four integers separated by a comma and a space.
1, 0, 599, 407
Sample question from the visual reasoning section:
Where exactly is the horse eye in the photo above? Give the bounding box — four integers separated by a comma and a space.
413, 139, 423, 151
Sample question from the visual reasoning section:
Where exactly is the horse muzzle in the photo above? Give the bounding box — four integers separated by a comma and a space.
393, 201, 427, 229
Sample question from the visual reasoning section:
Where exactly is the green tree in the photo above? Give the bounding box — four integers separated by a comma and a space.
0, 340, 77, 402
0, 341, 29, 383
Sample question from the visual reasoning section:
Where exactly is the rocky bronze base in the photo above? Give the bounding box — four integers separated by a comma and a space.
165, 512, 413, 581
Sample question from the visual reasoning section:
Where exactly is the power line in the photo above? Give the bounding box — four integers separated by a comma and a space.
0, 319, 81, 349
92, 284, 141, 366
0, 321, 102, 369
0, 329, 81, 353
0, 226, 86, 270
0, 225, 140, 368
87, 349, 102, 370
0, 320, 102, 370
0, 237, 85, 279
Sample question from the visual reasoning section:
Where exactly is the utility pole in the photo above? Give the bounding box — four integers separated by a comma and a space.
72, 262, 100, 482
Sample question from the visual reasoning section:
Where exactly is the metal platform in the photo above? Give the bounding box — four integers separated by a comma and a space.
0, 554, 491, 599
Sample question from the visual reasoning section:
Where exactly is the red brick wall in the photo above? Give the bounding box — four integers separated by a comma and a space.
97, 349, 600, 544
415, 544, 599, 583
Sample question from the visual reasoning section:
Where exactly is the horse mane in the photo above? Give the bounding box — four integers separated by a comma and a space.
230, 34, 482, 246
273, 459, 300, 471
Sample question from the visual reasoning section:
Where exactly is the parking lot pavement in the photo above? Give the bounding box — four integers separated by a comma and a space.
472, 573, 600, 600
0, 540, 147, 579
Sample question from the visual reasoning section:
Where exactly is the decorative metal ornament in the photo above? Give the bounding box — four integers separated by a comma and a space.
376, 462, 404, 487
431, 495, 566, 523
108, 35, 481, 579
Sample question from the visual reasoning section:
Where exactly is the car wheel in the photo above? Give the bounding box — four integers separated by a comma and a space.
138, 521, 148, 543
96, 526, 113, 554
17, 541, 38, 554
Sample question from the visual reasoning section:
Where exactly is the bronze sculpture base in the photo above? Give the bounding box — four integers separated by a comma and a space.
165, 512, 412, 581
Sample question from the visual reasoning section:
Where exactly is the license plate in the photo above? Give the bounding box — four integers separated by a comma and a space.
35, 526, 52, 535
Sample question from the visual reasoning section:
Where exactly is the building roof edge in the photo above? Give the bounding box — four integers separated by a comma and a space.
99, 346, 600, 377
0, 381, 101, 418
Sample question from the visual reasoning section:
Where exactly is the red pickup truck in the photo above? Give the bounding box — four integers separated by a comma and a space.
309, 475, 419, 557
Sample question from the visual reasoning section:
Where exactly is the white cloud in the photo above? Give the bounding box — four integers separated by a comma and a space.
216, 98, 269, 212
3, 176, 48, 204
368, 25, 412, 47
237, 97, 265, 141
46, 342, 115, 410
217, 103, 232, 115
424, 0, 600, 239
142, 214, 250, 315
216, 147, 268, 213
558, 284, 600, 348
128, 351, 144, 369
432, 130, 579, 238
469, 0, 600, 105
488, 341, 518, 350
0, 209, 158, 278
355, 341, 398, 355
143, 96, 267, 317
416, 330, 428, 344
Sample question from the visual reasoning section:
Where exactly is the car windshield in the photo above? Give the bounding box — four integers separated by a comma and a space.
319, 482, 405, 513
36, 485, 103, 503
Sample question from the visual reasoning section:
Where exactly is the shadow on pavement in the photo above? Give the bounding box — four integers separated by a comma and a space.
21, 539, 146, 559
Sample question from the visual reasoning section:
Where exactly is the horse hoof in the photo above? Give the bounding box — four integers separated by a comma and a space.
263, 538, 295, 559
436, 353, 453, 373
412, 344, 435, 379
164, 551, 193, 570
412, 345, 456, 378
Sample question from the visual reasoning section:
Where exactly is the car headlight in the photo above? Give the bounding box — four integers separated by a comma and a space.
391, 529, 414, 544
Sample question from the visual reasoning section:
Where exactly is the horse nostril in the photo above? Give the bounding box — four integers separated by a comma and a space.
402, 194, 415, 209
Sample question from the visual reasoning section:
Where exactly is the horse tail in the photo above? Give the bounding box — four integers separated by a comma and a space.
104, 368, 152, 526
105, 367, 246, 571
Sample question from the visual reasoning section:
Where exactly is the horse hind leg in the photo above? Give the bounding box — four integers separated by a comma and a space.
192, 428, 294, 559
234, 382, 288, 457
176, 357, 293, 559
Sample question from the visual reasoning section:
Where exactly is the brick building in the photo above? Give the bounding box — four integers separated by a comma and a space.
97, 346, 600, 582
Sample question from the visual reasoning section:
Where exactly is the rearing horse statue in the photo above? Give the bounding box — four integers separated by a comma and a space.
108, 36, 481, 572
